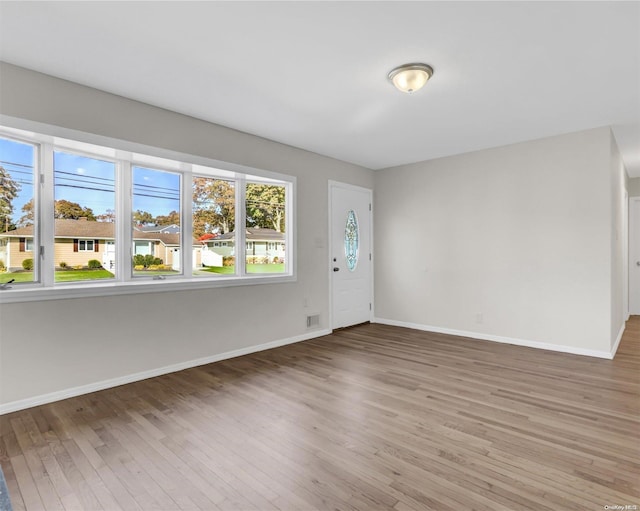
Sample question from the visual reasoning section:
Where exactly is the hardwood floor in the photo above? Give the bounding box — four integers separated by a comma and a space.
1, 319, 639, 510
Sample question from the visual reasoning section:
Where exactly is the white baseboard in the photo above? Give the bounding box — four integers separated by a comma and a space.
373, 318, 615, 359
610, 321, 626, 358
0, 328, 331, 415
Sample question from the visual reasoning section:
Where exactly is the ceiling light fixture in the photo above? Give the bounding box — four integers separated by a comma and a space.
388, 63, 434, 94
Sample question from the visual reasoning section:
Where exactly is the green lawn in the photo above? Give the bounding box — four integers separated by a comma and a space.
200, 264, 284, 275
247, 263, 285, 274
199, 266, 235, 275
0, 272, 35, 284
0, 269, 115, 284
1, 264, 285, 283
55, 269, 114, 282
133, 270, 180, 277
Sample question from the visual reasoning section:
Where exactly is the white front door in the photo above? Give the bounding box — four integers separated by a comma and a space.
103, 241, 115, 270
172, 248, 181, 271
630, 197, 640, 315
330, 181, 372, 329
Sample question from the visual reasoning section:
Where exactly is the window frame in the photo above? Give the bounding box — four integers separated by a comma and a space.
131, 164, 184, 278
77, 239, 95, 252
0, 119, 296, 304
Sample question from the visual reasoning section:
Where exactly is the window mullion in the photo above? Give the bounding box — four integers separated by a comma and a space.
236, 176, 246, 276
181, 167, 193, 278
119, 160, 132, 282
285, 181, 294, 275
40, 143, 55, 287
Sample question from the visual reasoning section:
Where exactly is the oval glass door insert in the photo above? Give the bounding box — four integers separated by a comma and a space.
344, 210, 359, 271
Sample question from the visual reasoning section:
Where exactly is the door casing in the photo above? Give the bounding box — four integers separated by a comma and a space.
629, 197, 640, 315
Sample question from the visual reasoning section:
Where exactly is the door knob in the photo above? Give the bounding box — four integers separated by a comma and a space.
333, 267, 340, 272
637, 261, 640, 266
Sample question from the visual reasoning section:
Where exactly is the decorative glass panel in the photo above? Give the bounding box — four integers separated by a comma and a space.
344, 210, 359, 271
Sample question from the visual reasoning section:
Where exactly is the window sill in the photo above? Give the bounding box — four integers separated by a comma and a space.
0, 273, 297, 304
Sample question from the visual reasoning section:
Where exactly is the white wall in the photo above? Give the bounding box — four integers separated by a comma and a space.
0, 63, 374, 408
374, 128, 618, 355
610, 132, 628, 348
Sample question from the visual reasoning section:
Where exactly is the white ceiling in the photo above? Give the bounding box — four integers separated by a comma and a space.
1, 1, 639, 174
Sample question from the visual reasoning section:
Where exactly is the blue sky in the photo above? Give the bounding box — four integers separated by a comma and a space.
132, 166, 180, 218
55, 151, 116, 215
1, 138, 181, 222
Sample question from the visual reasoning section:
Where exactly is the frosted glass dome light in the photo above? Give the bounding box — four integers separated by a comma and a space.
388, 63, 434, 93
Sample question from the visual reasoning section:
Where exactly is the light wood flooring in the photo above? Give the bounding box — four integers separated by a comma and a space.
1, 318, 639, 510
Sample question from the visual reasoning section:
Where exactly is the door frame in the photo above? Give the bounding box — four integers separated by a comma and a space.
630, 196, 640, 316
624, 191, 629, 320
328, 180, 374, 330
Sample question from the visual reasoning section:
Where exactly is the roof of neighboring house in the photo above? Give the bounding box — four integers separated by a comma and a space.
133, 230, 180, 246
212, 228, 285, 242
0, 219, 199, 247
1, 218, 115, 239
135, 224, 181, 234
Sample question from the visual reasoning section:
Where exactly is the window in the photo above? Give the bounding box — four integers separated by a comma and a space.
0, 136, 37, 283
132, 166, 181, 276
54, 150, 116, 282
193, 176, 235, 276
77, 239, 95, 251
245, 182, 287, 273
0, 124, 294, 300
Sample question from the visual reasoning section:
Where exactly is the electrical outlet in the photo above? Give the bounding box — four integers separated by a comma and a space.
475, 313, 484, 324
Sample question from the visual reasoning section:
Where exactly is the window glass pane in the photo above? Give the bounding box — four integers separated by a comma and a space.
0, 137, 36, 284
245, 183, 286, 274
132, 166, 181, 276
54, 151, 116, 282
192, 177, 235, 276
